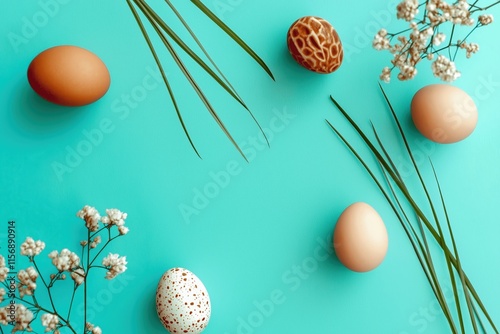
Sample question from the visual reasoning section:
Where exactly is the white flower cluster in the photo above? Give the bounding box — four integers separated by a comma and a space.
18, 267, 38, 298
375, 0, 496, 82
77, 206, 129, 236
41, 313, 60, 333
0, 255, 8, 282
86, 322, 103, 334
77, 205, 101, 232
20, 237, 45, 257
102, 253, 127, 280
0, 304, 34, 332
71, 268, 85, 286
0, 288, 5, 304
48, 249, 80, 272
102, 208, 129, 235
90, 236, 102, 249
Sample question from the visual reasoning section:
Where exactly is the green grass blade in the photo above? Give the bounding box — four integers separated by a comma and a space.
137, 5, 248, 161
431, 161, 478, 333
190, 0, 275, 80
331, 92, 498, 334
163, 0, 269, 147
135, 0, 248, 110
328, 119, 437, 300
370, 121, 459, 332
127, 0, 201, 158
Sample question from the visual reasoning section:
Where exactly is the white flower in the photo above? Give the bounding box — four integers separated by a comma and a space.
20, 237, 45, 257
460, 42, 479, 58
48, 249, 80, 272
118, 226, 129, 236
0, 255, 8, 282
0, 288, 5, 303
380, 67, 392, 83
18, 267, 38, 298
41, 313, 59, 332
86, 322, 103, 334
432, 32, 446, 46
397, 64, 418, 80
10, 304, 34, 332
77, 205, 101, 232
90, 236, 102, 249
71, 268, 85, 286
373, 29, 391, 50
479, 14, 494, 25
102, 253, 127, 279
101, 209, 127, 227
432, 55, 461, 81
397, 0, 419, 21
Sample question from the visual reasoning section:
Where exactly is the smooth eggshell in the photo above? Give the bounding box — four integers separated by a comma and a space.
333, 202, 388, 272
156, 268, 211, 334
27, 45, 110, 107
411, 84, 478, 144
287, 16, 343, 74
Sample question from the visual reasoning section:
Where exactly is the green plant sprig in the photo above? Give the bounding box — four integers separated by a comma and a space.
126, 0, 274, 160
326, 85, 498, 334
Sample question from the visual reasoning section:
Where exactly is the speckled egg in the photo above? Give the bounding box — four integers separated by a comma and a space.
287, 16, 343, 73
156, 268, 211, 334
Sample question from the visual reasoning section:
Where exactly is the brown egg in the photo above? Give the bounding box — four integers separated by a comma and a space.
28, 45, 110, 106
411, 84, 478, 144
287, 16, 343, 74
333, 202, 388, 272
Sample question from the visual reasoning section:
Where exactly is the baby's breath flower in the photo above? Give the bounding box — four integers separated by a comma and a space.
20, 237, 45, 257
0, 255, 8, 282
479, 14, 494, 25
90, 236, 102, 249
397, 0, 419, 21
48, 249, 80, 272
10, 304, 33, 333
101, 209, 127, 227
18, 267, 38, 298
432, 55, 461, 81
432, 32, 446, 46
86, 322, 103, 334
41, 313, 59, 332
118, 226, 129, 236
0, 288, 5, 303
102, 253, 127, 279
77, 205, 101, 232
380, 67, 392, 83
373, 29, 391, 50
71, 268, 85, 286
460, 42, 479, 58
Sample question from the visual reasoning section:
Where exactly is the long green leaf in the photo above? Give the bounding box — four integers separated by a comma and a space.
135, 0, 248, 161
135, 0, 248, 110
190, 0, 275, 80
431, 161, 478, 333
329, 94, 498, 334
164, 0, 269, 147
127, 0, 201, 158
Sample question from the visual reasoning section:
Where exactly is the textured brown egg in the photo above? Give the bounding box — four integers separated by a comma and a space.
333, 202, 388, 272
287, 16, 343, 74
411, 84, 478, 144
27, 45, 110, 106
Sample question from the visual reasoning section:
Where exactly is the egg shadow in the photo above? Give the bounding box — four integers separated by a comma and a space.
9, 80, 89, 139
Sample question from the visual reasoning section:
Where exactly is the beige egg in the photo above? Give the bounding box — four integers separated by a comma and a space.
333, 202, 388, 272
411, 84, 478, 144
287, 16, 343, 73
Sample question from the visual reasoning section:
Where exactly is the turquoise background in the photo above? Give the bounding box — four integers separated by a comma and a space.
1, 0, 500, 333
